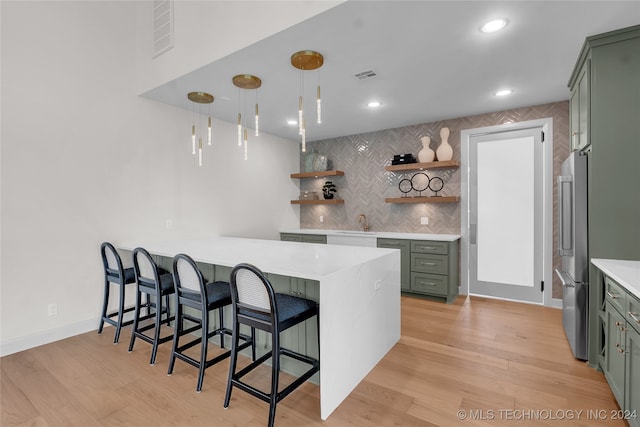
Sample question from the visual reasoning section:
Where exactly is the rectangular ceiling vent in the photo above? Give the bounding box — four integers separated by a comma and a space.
152, 0, 174, 58
354, 69, 377, 81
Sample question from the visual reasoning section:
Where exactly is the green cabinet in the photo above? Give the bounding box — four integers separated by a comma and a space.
378, 237, 459, 303
604, 300, 626, 406
573, 25, 640, 367
596, 268, 640, 425
377, 238, 410, 291
626, 293, 640, 427
627, 324, 640, 427
280, 232, 327, 244
569, 58, 590, 151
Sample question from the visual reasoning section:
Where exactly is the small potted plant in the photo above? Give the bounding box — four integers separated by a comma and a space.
322, 181, 337, 200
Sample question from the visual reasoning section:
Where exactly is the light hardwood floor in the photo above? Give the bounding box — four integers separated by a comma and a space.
1, 296, 626, 426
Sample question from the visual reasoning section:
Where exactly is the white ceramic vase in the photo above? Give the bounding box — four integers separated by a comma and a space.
417, 136, 435, 163
436, 127, 453, 161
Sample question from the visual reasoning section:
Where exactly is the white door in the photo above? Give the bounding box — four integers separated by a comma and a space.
468, 126, 544, 304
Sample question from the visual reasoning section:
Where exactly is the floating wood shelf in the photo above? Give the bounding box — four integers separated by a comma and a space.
385, 196, 460, 204
385, 160, 459, 172
291, 199, 345, 205
290, 170, 345, 179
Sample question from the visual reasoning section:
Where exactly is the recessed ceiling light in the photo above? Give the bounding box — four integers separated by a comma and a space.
367, 101, 381, 108
287, 119, 298, 125
495, 89, 513, 97
481, 18, 508, 33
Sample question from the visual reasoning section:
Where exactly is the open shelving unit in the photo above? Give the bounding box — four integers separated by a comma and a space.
384, 196, 460, 204
384, 160, 459, 172
385, 160, 460, 204
290, 199, 344, 205
290, 170, 345, 179
290, 170, 345, 205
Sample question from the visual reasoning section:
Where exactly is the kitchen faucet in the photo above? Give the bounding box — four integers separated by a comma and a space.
358, 214, 370, 232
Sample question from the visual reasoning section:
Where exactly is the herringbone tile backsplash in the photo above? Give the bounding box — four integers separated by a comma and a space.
299, 101, 569, 299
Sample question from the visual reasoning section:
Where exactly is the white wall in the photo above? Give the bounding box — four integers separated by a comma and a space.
135, 0, 343, 94
0, 1, 301, 356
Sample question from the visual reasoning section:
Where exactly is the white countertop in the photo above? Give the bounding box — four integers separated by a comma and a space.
592, 258, 640, 300
117, 236, 401, 420
281, 228, 461, 242
118, 236, 398, 281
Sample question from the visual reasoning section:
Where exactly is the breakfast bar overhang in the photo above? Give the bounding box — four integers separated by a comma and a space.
118, 237, 401, 420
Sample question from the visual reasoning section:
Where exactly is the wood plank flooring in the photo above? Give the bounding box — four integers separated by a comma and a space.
1, 296, 626, 426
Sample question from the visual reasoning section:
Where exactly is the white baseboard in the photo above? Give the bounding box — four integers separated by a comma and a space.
0, 317, 100, 357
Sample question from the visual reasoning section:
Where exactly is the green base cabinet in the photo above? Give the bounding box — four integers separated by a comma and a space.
378, 238, 459, 303
604, 300, 626, 407
280, 233, 327, 244
626, 293, 640, 427
596, 267, 640, 426
627, 325, 640, 427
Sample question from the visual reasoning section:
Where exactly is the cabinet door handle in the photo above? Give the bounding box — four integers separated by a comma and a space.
607, 291, 621, 299
420, 262, 437, 266
629, 312, 640, 324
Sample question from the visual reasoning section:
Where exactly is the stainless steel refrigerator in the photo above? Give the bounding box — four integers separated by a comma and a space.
555, 151, 589, 360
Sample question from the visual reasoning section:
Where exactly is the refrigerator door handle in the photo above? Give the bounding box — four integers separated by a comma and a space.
555, 269, 575, 288
557, 175, 574, 256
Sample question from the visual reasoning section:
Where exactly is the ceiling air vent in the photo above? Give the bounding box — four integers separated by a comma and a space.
354, 69, 377, 81
152, 0, 174, 58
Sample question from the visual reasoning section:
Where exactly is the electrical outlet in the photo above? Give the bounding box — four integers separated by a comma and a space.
375, 280, 382, 290
420, 217, 429, 225
165, 219, 172, 229
48, 303, 58, 316
319, 215, 324, 223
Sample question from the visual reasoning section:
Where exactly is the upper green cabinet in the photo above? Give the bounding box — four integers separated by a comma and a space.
569, 59, 590, 152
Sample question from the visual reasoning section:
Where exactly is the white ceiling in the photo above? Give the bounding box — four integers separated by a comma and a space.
142, 1, 640, 142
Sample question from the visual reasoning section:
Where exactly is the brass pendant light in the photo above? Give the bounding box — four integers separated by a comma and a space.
291, 50, 324, 152
187, 91, 214, 166
232, 74, 262, 160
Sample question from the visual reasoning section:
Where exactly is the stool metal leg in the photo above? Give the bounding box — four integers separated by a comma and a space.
196, 308, 209, 392
115, 279, 127, 344
150, 292, 163, 365
98, 279, 110, 335
223, 318, 240, 408
268, 330, 281, 427
167, 296, 181, 376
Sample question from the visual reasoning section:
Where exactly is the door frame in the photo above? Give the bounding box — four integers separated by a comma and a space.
460, 118, 554, 306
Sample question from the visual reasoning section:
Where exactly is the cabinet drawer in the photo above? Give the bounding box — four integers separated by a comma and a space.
627, 293, 640, 333
410, 272, 448, 296
280, 233, 303, 242
302, 234, 327, 244
605, 277, 626, 315
411, 240, 448, 255
411, 253, 447, 275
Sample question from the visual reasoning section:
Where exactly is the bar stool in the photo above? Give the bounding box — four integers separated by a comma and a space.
168, 253, 254, 392
128, 247, 175, 365
98, 242, 137, 344
224, 263, 320, 427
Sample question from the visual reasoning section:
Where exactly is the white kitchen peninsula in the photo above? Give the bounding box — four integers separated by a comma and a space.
118, 237, 401, 420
